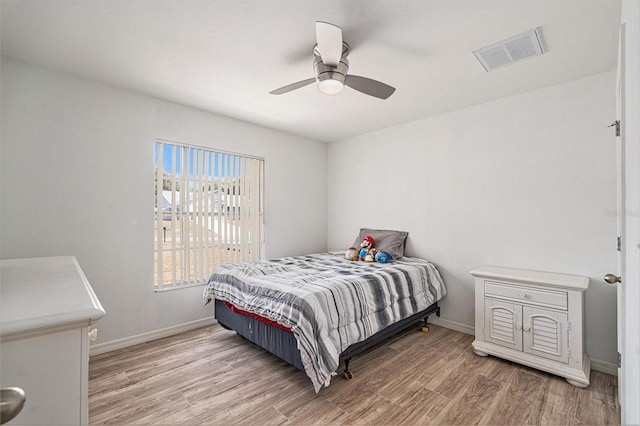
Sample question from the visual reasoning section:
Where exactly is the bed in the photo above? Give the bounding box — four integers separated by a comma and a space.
203, 232, 446, 392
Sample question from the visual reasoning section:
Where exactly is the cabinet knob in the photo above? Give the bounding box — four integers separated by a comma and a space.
604, 273, 621, 284
515, 324, 522, 330
519, 293, 527, 298
88, 328, 98, 342
523, 325, 531, 332
0, 387, 26, 424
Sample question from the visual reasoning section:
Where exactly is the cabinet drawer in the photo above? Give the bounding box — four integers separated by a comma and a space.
485, 281, 567, 309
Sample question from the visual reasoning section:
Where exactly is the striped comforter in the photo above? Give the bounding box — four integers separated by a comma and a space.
203, 252, 446, 392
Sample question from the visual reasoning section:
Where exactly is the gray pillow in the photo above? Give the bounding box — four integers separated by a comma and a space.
351, 228, 409, 260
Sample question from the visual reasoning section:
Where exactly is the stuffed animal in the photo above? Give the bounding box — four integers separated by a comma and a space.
358, 236, 377, 262
347, 235, 394, 263
345, 247, 359, 261
374, 251, 393, 264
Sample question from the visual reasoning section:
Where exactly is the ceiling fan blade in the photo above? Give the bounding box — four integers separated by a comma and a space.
315, 21, 343, 66
269, 78, 316, 95
345, 75, 396, 99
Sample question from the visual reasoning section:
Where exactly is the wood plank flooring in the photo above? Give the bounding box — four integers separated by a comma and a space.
89, 324, 620, 425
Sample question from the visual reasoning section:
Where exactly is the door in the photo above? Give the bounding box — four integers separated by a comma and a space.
484, 299, 522, 351
614, 21, 624, 395
523, 306, 569, 364
616, 10, 640, 423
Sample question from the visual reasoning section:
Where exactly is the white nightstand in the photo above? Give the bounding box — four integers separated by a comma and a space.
471, 266, 590, 387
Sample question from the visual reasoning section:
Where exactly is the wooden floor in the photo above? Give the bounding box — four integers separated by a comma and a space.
89, 324, 620, 425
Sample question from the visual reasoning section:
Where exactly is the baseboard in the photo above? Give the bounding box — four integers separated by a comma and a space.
429, 317, 475, 336
590, 358, 618, 376
88, 315, 619, 377
429, 318, 618, 376
89, 317, 216, 356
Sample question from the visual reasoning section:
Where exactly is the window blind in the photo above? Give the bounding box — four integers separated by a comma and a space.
154, 140, 264, 290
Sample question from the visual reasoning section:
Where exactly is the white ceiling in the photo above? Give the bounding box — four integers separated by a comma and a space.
0, 0, 621, 142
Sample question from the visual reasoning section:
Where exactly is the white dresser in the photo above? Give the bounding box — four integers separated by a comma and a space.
471, 266, 590, 387
0, 256, 105, 425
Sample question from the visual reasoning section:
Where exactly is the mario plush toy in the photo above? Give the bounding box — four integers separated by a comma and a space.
358, 236, 377, 262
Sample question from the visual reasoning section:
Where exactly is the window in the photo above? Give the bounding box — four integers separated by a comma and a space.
154, 139, 264, 290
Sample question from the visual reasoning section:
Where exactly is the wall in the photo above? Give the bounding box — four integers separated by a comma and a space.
0, 58, 328, 350
328, 72, 618, 370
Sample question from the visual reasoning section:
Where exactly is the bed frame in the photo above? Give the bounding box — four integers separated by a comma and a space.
214, 298, 441, 380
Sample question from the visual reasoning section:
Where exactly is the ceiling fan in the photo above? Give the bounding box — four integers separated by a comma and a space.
269, 22, 396, 100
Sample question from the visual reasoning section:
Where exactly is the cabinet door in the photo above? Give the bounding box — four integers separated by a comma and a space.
484, 299, 522, 351
523, 306, 569, 364
1, 328, 83, 425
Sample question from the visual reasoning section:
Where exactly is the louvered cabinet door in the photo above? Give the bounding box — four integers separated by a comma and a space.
484, 299, 522, 351
523, 306, 569, 363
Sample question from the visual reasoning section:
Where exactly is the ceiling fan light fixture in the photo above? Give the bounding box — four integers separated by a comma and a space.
318, 78, 344, 95
314, 53, 348, 95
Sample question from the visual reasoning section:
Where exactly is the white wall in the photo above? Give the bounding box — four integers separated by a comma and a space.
328, 72, 618, 370
0, 58, 328, 348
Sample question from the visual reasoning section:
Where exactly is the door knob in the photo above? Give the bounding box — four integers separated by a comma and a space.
604, 273, 621, 284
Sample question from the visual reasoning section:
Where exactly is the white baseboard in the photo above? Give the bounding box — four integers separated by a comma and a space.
429, 317, 475, 336
590, 358, 618, 376
88, 316, 619, 377
89, 317, 216, 357
429, 318, 618, 376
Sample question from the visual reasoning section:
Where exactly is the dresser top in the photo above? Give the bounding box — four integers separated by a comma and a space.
470, 266, 589, 291
1, 256, 105, 337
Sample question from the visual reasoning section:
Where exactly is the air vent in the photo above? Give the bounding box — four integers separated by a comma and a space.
473, 28, 544, 72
